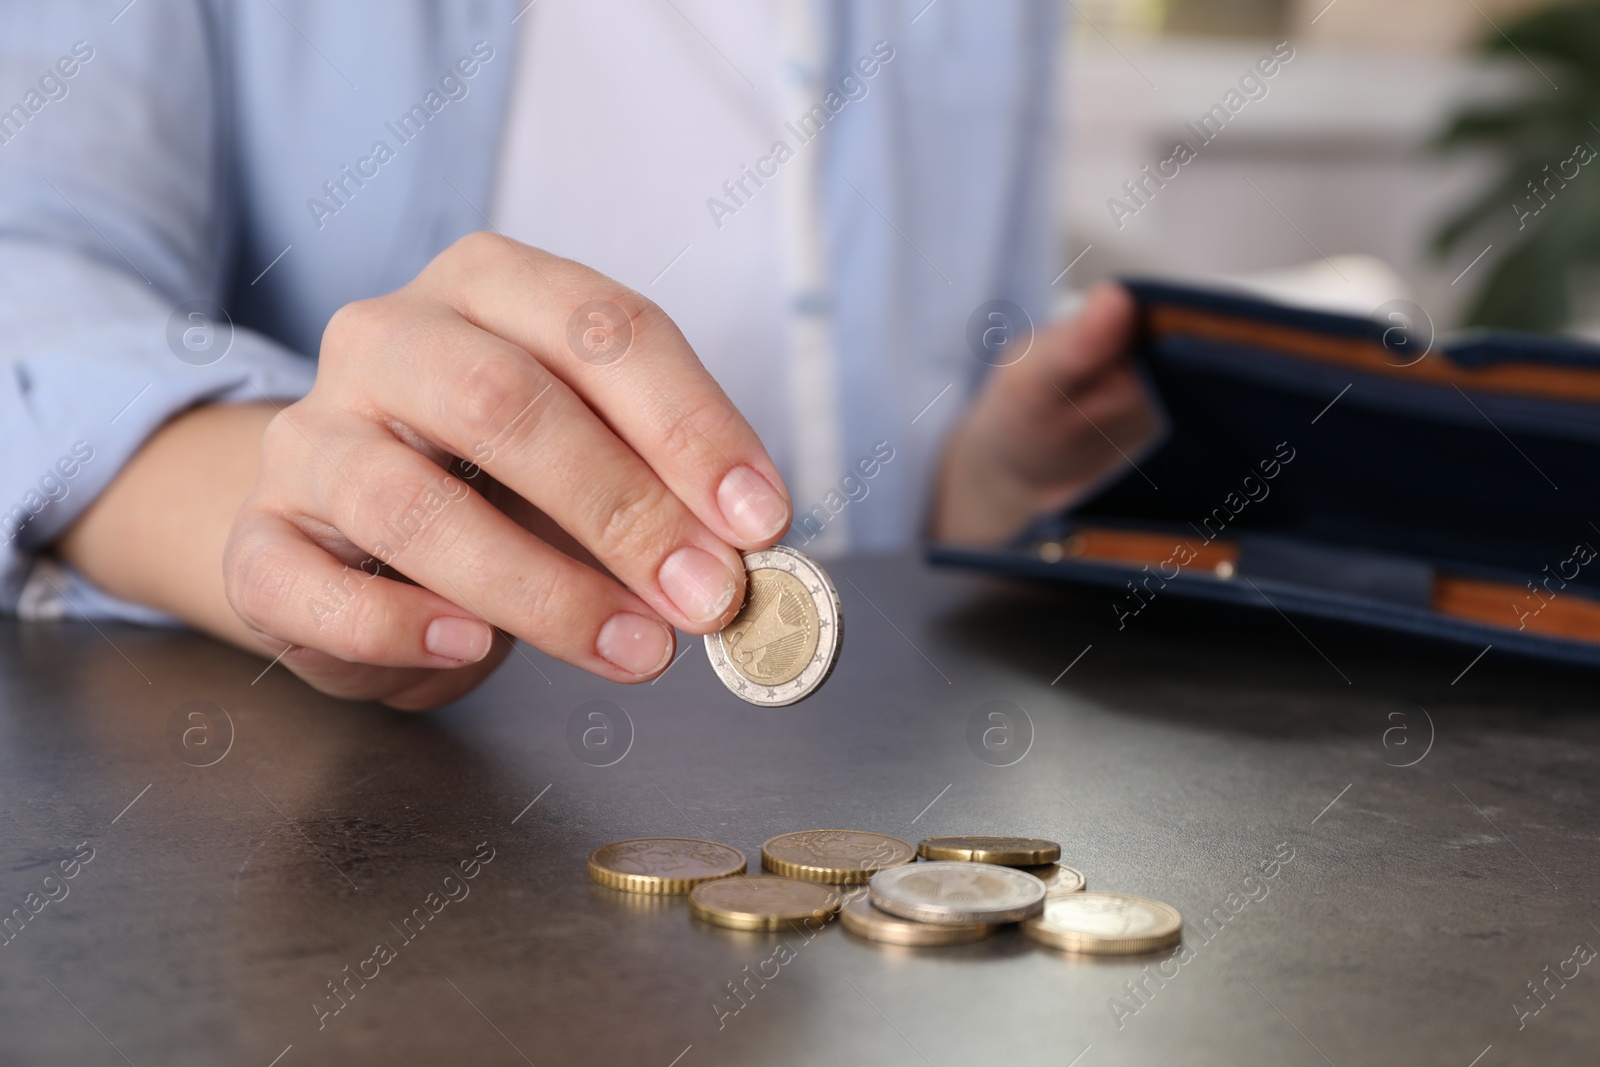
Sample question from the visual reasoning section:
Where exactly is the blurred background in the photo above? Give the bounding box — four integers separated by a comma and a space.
1057, 0, 1600, 336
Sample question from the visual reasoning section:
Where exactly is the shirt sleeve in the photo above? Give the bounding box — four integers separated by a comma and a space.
0, 3, 316, 619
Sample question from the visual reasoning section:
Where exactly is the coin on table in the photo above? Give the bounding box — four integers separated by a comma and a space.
838, 893, 998, 946
587, 838, 746, 895
1022, 891, 1182, 954
917, 836, 1062, 867
1019, 863, 1087, 896
869, 861, 1046, 925
704, 545, 842, 708
688, 875, 842, 931
761, 829, 917, 884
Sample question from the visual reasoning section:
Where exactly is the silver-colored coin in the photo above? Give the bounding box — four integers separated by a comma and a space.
838, 893, 998, 946
868, 861, 1046, 925
704, 545, 842, 707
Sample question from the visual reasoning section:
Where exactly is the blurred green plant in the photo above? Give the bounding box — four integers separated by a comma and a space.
1432, 1, 1600, 332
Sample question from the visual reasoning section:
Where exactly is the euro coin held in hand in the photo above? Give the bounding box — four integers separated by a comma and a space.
705, 545, 842, 707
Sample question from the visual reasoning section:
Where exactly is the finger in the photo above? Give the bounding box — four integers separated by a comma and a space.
1012, 283, 1138, 394
224, 511, 497, 670
371, 649, 514, 711
1056, 367, 1158, 460
272, 421, 683, 677
1065, 363, 1155, 435
409, 233, 792, 548
335, 314, 746, 633
271, 641, 512, 711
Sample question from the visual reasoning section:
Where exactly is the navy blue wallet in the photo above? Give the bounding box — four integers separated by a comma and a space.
929, 279, 1600, 668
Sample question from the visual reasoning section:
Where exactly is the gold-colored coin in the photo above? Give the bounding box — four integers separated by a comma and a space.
587, 838, 746, 895
688, 875, 842, 931
704, 546, 842, 707
1022, 891, 1182, 954
838, 893, 997, 946
1019, 863, 1087, 896
727, 568, 819, 686
917, 836, 1062, 867
761, 829, 917, 884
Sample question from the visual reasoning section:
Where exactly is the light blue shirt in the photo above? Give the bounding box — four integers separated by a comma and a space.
0, 0, 1057, 620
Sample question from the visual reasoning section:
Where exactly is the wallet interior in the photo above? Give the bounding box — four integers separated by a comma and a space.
934, 279, 1600, 665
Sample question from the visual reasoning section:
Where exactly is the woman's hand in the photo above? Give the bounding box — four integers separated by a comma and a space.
63, 234, 792, 710
933, 284, 1157, 545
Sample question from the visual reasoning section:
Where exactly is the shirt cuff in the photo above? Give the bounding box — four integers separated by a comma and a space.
1, 329, 315, 620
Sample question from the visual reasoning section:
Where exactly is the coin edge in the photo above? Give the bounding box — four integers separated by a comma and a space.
586, 838, 747, 895
760, 830, 917, 884
917, 836, 1063, 867
687, 876, 843, 930
1020, 893, 1184, 954
838, 895, 997, 946
868, 863, 1048, 925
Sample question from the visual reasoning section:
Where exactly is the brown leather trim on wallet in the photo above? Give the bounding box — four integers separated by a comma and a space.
1045, 525, 1600, 643
1058, 527, 1238, 571
1433, 575, 1600, 640
1149, 304, 1600, 404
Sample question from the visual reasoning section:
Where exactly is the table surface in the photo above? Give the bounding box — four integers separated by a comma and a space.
1, 551, 1596, 1067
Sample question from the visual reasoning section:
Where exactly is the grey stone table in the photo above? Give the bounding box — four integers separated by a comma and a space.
1, 553, 1595, 1066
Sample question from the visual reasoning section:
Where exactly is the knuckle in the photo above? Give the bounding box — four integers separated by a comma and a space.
348, 462, 467, 563
430, 231, 520, 293
603, 286, 669, 343
258, 404, 309, 462
569, 280, 665, 332
323, 294, 448, 379
452, 353, 547, 452
656, 391, 737, 466
448, 229, 509, 266
223, 533, 297, 634
509, 563, 566, 634
332, 592, 398, 664
589, 477, 674, 562
319, 297, 388, 361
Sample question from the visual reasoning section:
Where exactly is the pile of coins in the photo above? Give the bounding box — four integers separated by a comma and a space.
587, 830, 1183, 955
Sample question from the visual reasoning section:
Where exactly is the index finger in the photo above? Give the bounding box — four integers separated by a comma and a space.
414, 233, 793, 549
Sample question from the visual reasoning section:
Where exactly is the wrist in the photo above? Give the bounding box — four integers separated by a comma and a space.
55, 403, 279, 652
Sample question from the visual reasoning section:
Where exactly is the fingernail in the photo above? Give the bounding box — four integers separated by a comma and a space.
718, 465, 789, 543
658, 545, 738, 624
597, 612, 674, 676
424, 616, 493, 663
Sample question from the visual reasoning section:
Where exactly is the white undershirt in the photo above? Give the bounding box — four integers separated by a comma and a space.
489, 0, 804, 491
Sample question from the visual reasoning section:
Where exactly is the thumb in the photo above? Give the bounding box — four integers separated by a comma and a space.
1011, 283, 1137, 396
